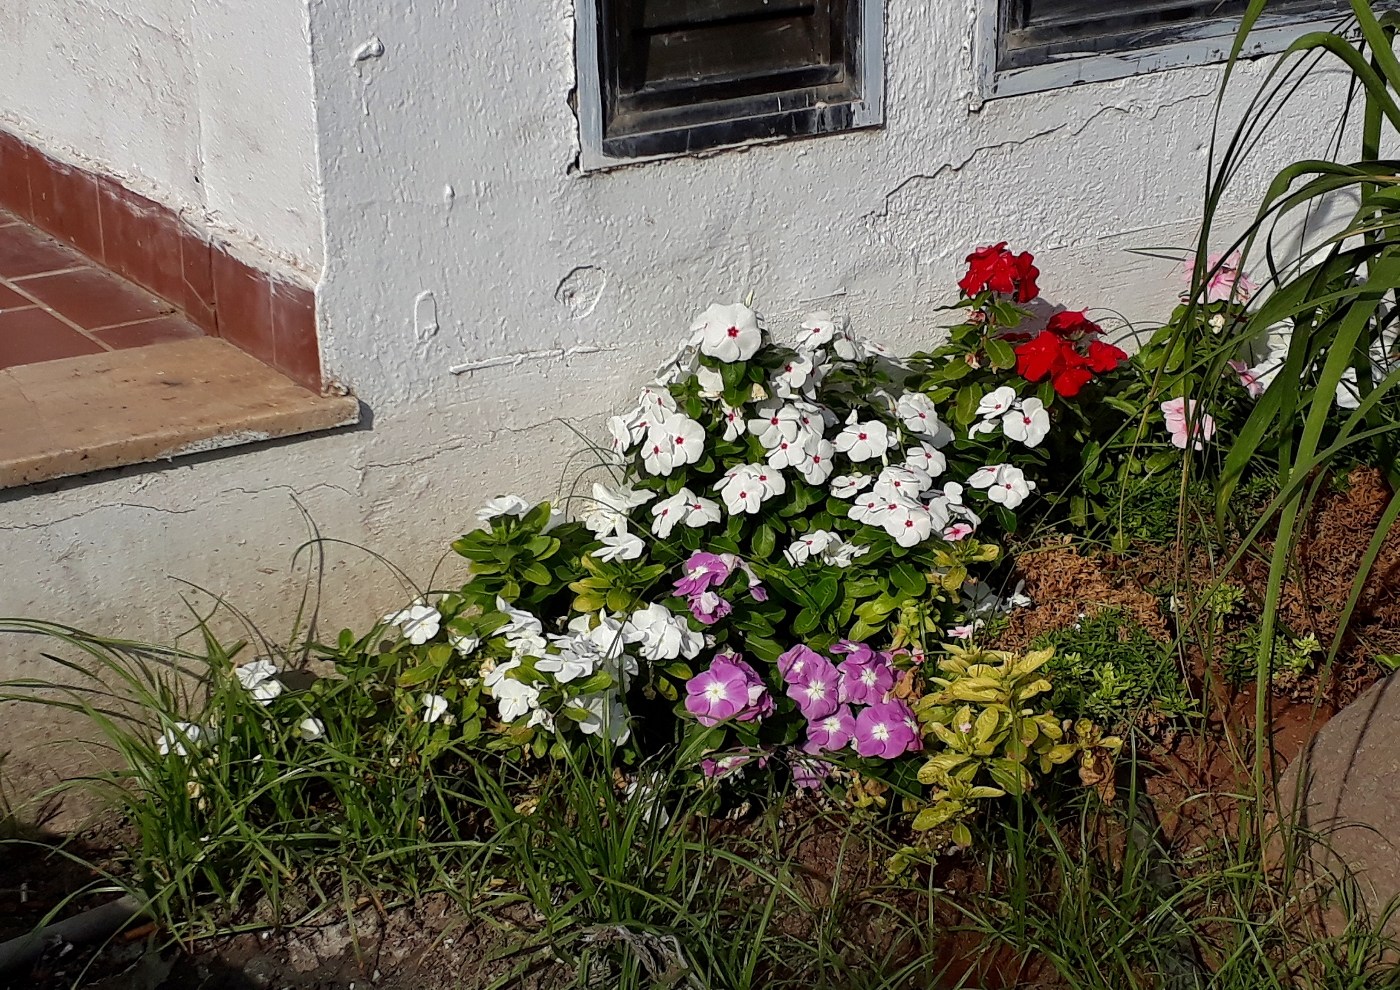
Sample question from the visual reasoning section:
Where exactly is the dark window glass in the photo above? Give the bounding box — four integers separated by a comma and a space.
596, 0, 871, 159
1001, 0, 1352, 70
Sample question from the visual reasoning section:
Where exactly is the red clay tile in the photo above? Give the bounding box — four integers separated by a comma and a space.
92, 315, 203, 350
0, 283, 34, 312
98, 179, 185, 305
0, 308, 104, 368
28, 154, 103, 261
0, 223, 86, 279
16, 266, 174, 330
0, 130, 30, 220
212, 249, 274, 364
181, 229, 217, 334
271, 279, 320, 391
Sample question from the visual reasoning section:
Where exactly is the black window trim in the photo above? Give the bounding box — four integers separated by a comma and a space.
574, 0, 885, 170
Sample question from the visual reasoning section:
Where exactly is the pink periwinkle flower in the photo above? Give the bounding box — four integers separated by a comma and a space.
778, 644, 825, 683
685, 658, 751, 726
686, 590, 733, 626
852, 700, 922, 759
784, 654, 841, 720
1227, 359, 1264, 399
701, 749, 769, 779
837, 649, 895, 706
1187, 252, 1256, 304
715, 652, 772, 722
1160, 397, 1216, 451
944, 522, 975, 541
790, 753, 834, 790
674, 552, 734, 598
802, 705, 856, 754
723, 554, 768, 602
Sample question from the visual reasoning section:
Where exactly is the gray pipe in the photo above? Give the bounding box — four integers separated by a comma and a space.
0, 894, 146, 976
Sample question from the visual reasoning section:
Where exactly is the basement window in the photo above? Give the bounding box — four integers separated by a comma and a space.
574, 0, 884, 170
985, 0, 1355, 99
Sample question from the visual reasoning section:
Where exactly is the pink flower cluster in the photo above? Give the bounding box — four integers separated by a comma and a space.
684, 652, 773, 726
779, 642, 921, 787
673, 551, 767, 626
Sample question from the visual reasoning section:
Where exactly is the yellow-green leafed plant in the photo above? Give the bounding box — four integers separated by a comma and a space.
910, 644, 1121, 849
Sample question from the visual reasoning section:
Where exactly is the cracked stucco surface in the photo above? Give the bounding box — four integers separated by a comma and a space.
0, 0, 1348, 799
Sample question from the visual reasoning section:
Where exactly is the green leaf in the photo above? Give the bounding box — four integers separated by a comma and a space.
810, 575, 839, 614
753, 524, 777, 560
985, 337, 1016, 370
520, 561, 552, 585
889, 562, 926, 598
954, 385, 981, 427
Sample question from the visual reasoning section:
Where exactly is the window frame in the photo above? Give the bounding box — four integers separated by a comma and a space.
972, 0, 1360, 104
574, 0, 885, 171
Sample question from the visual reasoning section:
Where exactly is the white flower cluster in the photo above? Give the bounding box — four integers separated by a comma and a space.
966, 386, 1050, 448
471, 595, 703, 744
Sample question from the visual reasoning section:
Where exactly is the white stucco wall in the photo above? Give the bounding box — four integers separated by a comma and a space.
0, 0, 324, 276
0, 1, 1352, 803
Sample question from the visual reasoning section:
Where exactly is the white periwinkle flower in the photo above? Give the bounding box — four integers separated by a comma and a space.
584, 483, 653, 537
574, 690, 631, 744
976, 386, 1018, 420
695, 365, 724, 399
834, 420, 893, 462
476, 495, 533, 522
824, 540, 870, 568
904, 442, 947, 478
595, 532, 646, 562
897, 393, 952, 445
157, 721, 211, 757
646, 414, 705, 475
881, 501, 940, 548
873, 464, 932, 502
1001, 397, 1051, 448
984, 465, 1036, 509
630, 603, 703, 661
784, 530, 838, 566
536, 642, 600, 684
690, 303, 762, 363
829, 474, 871, 499
449, 630, 481, 657
397, 604, 442, 645
795, 312, 838, 350
720, 403, 747, 441
421, 693, 449, 724
652, 488, 721, 537
235, 659, 284, 705
715, 464, 784, 516
298, 717, 326, 742
796, 437, 836, 485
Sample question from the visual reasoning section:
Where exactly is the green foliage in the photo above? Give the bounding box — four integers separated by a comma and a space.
908, 644, 1119, 851
1033, 610, 1199, 726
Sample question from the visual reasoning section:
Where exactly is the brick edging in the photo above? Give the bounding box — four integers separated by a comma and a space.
0, 127, 322, 392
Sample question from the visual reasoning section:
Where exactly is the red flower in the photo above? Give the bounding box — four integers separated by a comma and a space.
1014, 332, 1064, 383
1014, 331, 1097, 397
1085, 339, 1128, 373
1044, 310, 1102, 341
959, 243, 1040, 303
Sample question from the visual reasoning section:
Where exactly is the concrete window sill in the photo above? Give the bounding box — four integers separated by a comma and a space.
0, 337, 359, 489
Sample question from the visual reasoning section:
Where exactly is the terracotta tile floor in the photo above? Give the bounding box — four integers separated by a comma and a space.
0, 209, 203, 371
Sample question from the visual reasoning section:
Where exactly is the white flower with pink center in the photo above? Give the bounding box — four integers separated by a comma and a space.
873, 464, 932, 502
795, 312, 838, 350
904, 442, 947, 478
797, 437, 836, 485
834, 419, 892, 462
748, 402, 804, 448
690, 302, 762, 363
715, 464, 769, 515
829, 474, 870, 499
984, 465, 1036, 509
720, 402, 747, 441
896, 392, 951, 445
784, 529, 838, 566
644, 414, 705, 476
1001, 397, 1050, 448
